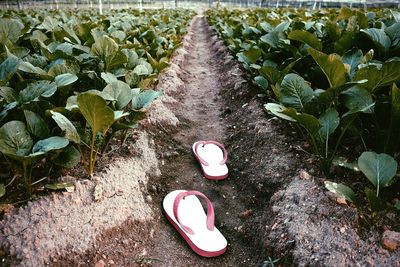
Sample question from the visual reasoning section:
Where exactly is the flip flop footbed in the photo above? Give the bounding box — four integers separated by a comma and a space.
163, 190, 227, 257
192, 142, 228, 179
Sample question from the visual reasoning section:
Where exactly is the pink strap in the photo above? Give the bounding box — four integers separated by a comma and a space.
194, 141, 228, 166
173, 191, 215, 235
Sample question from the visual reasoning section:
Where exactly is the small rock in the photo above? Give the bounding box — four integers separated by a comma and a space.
382, 230, 400, 250
146, 195, 153, 202
340, 227, 346, 233
150, 185, 157, 193
0, 204, 14, 214
108, 260, 115, 265
336, 197, 347, 205
93, 184, 103, 201
239, 209, 253, 219
299, 170, 311, 180
94, 260, 106, 267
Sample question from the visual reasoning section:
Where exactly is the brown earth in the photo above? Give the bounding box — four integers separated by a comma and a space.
1, 12, 399, 267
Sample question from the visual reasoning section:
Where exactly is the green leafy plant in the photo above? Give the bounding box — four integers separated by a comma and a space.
0, 9, 193, 198
209, 8, 400, 175
208, 8, 400, 223
77, 93, 114, 176
325, 151, 398, 221
0, 121, 69, 196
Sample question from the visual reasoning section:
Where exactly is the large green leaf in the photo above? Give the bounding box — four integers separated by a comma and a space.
0, 86, 16, 103
24, 110, 49, 139
50, 111, 80, 144
0, 102, 17, 122
279, 73, 313, 111
358, 151, 398, 196
263, 103, 296, 122
131, 89, 161, 110
18, 62, 50, 79
361, 28, 391, 51
125, 71, 140, 87
54, 73, 78, 88
281, 108, 321, 135
325, 21, 341, 41
31, 136, 69, 156
18, 81, 57, 104
308, 48, 347, 88
40, 17, 60, 32
65, 95, 78, 111
122, 49, 139, 69
354, 60, 400, 92
101, 72, 118, 84
47, 59, 80, 76
146, 53, 169, 72
102, 81, 132, 110
0, 121, 33, 157
91, 35, 127, 72
77, 93, 114, 136
288, 30, 322, 50
254, 76, 269, 90
259, 66, 282, 85
386, 22, 400, 40
341, 86, 374, 115
0, 18, 24, 44
342, 48, 363, 79
391, 10, 400, 22
242, 47, 261, 64
325, 181, 357, 203
0, 55, 20, 86
134, 61, 153, 76
260, 31, 280, 48
54, 145, 81, 168
318, 108, 339, 141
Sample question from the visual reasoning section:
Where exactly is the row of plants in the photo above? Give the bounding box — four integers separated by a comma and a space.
0, 9, 195, 198
207, 7, 400, 223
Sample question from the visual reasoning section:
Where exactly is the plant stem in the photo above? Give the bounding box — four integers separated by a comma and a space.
22, 162, 32, 197
5, 174, 19, 187
89, 133, 96, 176
77, 145, 89, 174
121, 129, 129, 146
329, 115, 356, 163
102, 129, 115, 154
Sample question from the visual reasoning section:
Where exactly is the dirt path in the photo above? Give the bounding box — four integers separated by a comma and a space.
148, 15, 258, 266
52, 14, 264, 267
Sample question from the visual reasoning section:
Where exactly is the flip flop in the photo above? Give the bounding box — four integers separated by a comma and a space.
192, 141, 229, 180
163, 190, 227, 257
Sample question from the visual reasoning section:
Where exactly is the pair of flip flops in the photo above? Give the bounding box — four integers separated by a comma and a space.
163, 140, 229, 257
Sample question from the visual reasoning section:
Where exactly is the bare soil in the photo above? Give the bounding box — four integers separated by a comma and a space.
1, 12, 399, 267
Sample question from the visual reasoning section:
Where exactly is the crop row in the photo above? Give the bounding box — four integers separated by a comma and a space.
0, 9, 194, 197
207, 8, 400, 219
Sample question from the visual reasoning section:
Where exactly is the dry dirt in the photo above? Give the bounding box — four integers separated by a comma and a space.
1, 11, 399, 267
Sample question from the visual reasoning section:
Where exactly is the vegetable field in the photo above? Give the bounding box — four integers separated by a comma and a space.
0, 5, 399, 267
0, 9, 193, 197
208, 7, 400, 219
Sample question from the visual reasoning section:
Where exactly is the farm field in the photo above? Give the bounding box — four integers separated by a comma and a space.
0, 5, 399, 267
